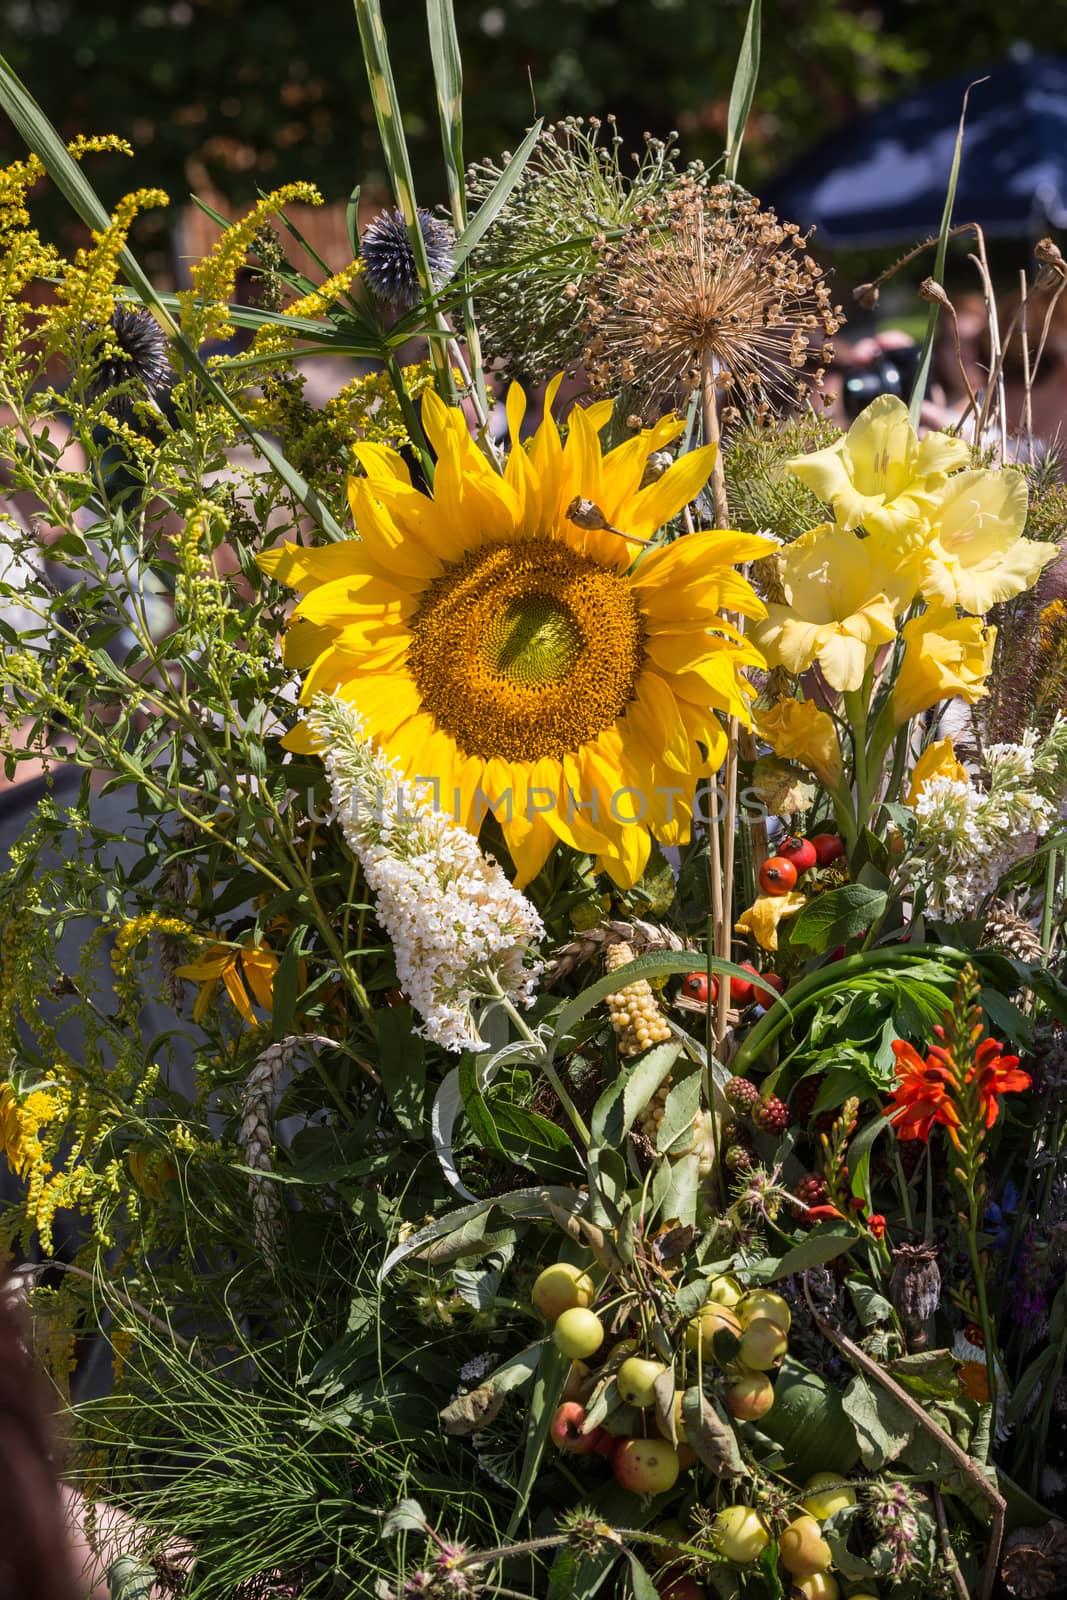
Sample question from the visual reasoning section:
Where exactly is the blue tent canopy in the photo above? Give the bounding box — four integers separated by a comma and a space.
766, 55, 1067, 248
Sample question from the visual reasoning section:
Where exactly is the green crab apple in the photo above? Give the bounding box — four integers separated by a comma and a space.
736, 1288, 791, 1332
552, 1307, 604, 1359
617, 1356, 668, 1408
549, 1402, 604, 1454
531, 1262, 595, 1321
801, 1472, 857, 1522
705, 1274, 743, 1307
793, 1573, 841, 1600
779, 1514, 833, 1577
737, 1316, 788, 1371
684, 1302, 741, 1360
560, 1360, 591, 1403
710, 1505, 769, 1564
612, 1437, 681, 1495
724, 1370, 774, 1421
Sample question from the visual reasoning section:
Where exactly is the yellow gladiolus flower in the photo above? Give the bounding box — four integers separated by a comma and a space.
756, 698, 844, 788
905, 736, 968, 808
735, 891, 808, 952
912, 467, 1055, 614
261, 380, 771, 889
175, 938, 281, 1024
752, 524, 908, 692
785, 394, 969, 540
891, 608, 996, 726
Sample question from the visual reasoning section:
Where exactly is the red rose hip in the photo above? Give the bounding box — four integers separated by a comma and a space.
759, 856, 798, 895
810, 833, 846, 866
681, 972, 717, 1005
778, 836, 817, 873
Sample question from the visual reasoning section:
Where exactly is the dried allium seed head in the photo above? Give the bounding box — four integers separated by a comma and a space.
583, 180, 840, 416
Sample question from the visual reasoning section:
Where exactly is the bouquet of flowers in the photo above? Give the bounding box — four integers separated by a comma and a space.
1, 5, 1067, 1599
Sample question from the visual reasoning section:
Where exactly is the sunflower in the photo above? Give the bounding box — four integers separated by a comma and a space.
262, 381, 769, 888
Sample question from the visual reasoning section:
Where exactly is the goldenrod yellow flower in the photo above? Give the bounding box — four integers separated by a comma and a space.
756, 698, 844, 788
735, 892, 808, 952
0, 1083, 65, 1180
891, 608, 996, 726
906, 736, 968, 808
175, 939, 280, 1024
786, 394, 969, 541
262, 381, 770, 889
753, 524, 908, 692
911, 468, 1055, 614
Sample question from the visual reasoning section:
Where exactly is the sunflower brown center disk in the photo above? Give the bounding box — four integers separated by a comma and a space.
406, 539, 645, 761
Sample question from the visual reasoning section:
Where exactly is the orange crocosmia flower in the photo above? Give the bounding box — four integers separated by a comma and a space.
886, 1039, 962, 1144
970, 1036, 1031, 1130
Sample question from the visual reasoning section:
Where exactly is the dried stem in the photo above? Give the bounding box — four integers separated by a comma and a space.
1019, 269, 1034, 461
934, 1483, 972, 1600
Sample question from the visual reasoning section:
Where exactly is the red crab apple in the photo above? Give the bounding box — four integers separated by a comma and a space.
724, 1370, 775, 1421
779, 1515, 833, 1578
612, 1437, 681, 1495
811, 833, 846, 866
531, 1261, 595, 1321
549, 1402, 604, 1454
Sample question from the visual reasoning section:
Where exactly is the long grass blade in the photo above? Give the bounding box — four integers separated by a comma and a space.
0, 52, 347, 540
724, 0, 762, 184
908, 78, 986, 428
351, 0, 453, 395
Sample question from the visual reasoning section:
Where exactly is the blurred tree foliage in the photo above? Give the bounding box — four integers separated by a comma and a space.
2, 0, 1064, 276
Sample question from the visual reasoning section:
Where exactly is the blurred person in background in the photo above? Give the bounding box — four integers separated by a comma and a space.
0, 1273, 81, 1600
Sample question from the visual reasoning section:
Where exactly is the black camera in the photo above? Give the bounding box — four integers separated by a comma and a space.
841, 343, 923, 421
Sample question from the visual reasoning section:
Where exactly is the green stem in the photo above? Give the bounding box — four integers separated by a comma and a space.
1041, 846, 1059, 961
965, 1184, 999, 1418
384, 349, 435, 481
490, 981, 590, 1147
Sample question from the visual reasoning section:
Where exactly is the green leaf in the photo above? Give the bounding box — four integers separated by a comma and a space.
624, 1552, 661, 1600
657, 1065, 703, 1156
744, 1223, 858, 1283
508, 1335, 570, 1534
108, 1558, 157, 1600
426, 0, 465, 229
682, 1385, 744, 1478
590, 1037, 682, 1148
376, 1006, 427, 1132
345, 183, 362, 255
759, 1358, 861, 1480
270, 922, 308, 1042
724, 0, 762, 183
841, 1373, 913, 1469
789, 885, 889, 953
382, 1499, 429, 1537
378, 1184, 584, 1280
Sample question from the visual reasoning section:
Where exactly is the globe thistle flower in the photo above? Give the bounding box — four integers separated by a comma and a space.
583, 179, 841, 421
465, 117, 695, 384
82, 303, 174, 417
360, 206, 454, 308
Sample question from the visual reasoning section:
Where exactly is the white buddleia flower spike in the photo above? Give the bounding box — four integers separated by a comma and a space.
307, 695, 545, 1052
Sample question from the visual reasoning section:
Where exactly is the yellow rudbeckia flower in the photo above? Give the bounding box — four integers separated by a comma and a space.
891, 608, 996, 726
175, 938, 280, 1024
905, 736, 968, 808
785, 394, 969, 541
735, 891, 808, 952
910, 467, 1055, 614
752, 524, 909, 692
756, 697, 844, 788
262, 380, 770, 889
